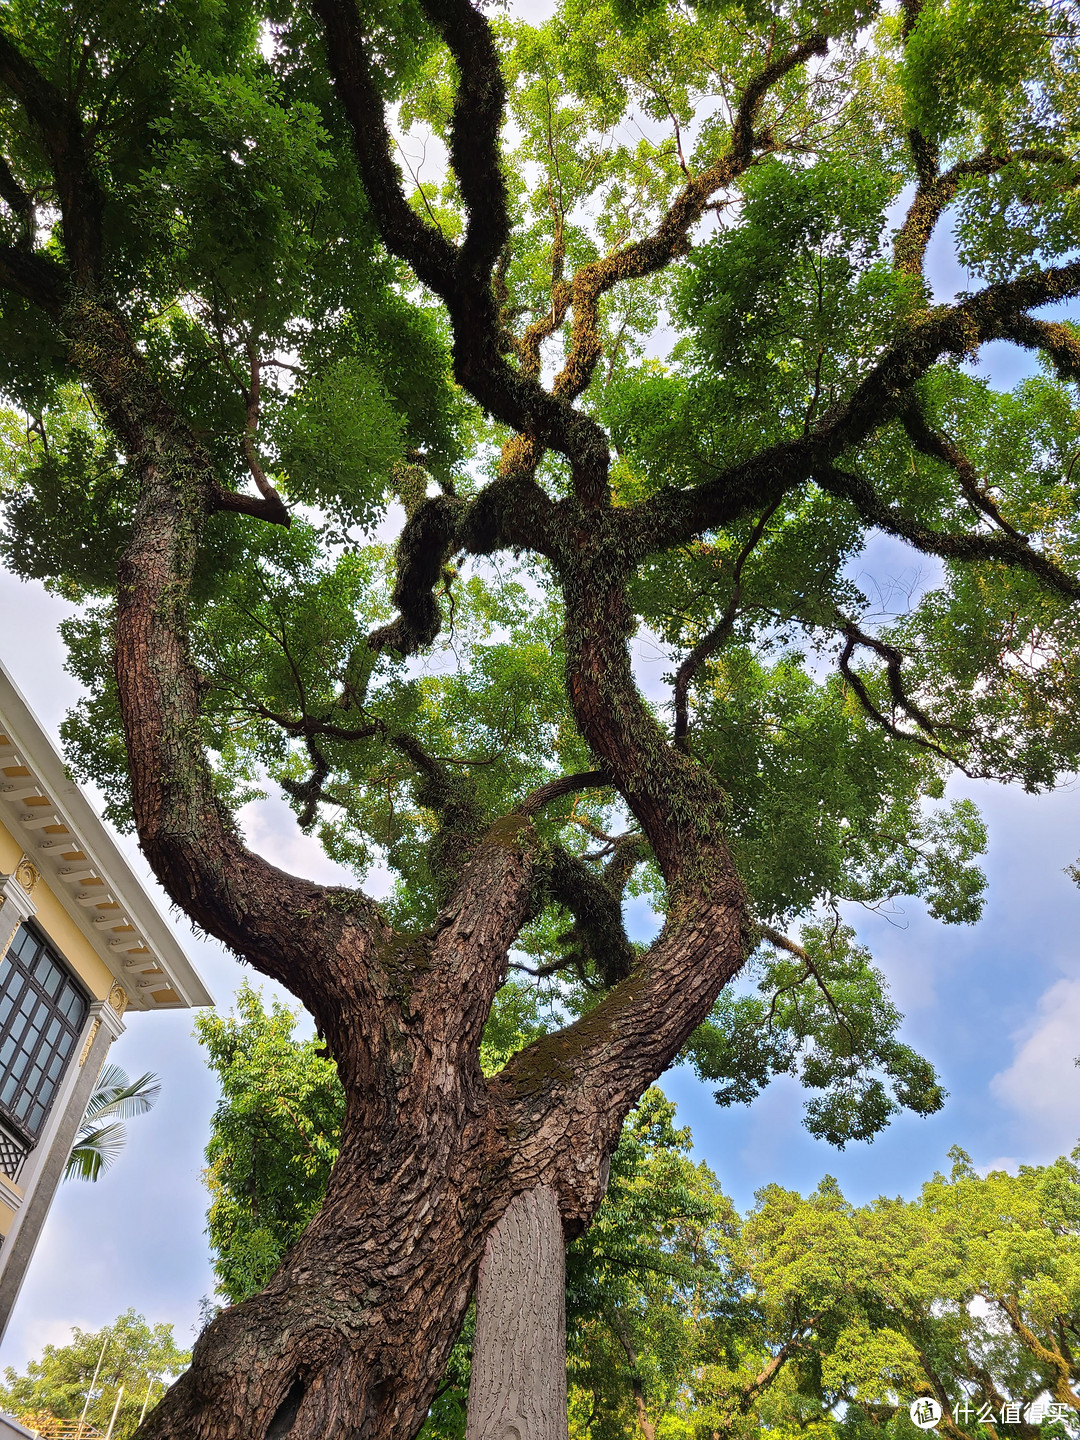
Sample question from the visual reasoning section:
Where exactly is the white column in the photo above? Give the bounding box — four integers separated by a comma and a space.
0, 868, 37, 960
0, 993, 126, 1343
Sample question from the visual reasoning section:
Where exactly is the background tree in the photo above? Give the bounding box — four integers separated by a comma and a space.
65, 1063, 161, 1184
0, 1311, 189, 1440
0, 0, 1079, 1434
194, 990, 1080, 1440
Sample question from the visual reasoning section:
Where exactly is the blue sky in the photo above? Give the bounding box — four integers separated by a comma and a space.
2, 118, 1080, 1383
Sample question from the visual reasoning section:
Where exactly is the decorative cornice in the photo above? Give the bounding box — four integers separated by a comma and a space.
0, 874, 36, 923
0, 665, 211, 1011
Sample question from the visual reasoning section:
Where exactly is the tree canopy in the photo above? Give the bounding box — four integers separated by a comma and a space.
0, 0, 1078, 1432
0, 1310, 190, 1440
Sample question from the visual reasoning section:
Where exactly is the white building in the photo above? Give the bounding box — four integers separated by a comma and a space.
0, 659, 211, 1345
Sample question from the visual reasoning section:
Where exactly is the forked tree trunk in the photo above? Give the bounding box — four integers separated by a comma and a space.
466, 1185, 568, 1440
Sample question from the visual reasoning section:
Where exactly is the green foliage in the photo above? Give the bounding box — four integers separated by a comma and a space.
65, 1063, 161, 1183
0, 1310, 189, 1440
196, 982, 344, 1307
3, 0, 1080, 1174
194, 990, 1080, 1439
684, 922, 946, 1147
272, 359, 405, 527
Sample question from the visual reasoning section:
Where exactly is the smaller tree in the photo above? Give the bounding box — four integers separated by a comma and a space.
65, 1065, 161, 1183
0, 1311, 189, 1439
195, 983, 345, 1307
195, 986, 1080, 1440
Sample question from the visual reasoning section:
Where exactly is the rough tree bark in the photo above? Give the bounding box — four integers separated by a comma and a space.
0, 2, 1078, 1438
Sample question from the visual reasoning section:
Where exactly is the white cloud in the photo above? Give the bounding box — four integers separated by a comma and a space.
977, 1157, 1020, 1176
990, 977, 1080, 1158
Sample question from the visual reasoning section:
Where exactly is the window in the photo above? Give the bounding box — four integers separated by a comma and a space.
0, 925, 88, 1142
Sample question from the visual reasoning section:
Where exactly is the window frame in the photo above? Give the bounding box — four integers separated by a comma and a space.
0, 922, 89, 1146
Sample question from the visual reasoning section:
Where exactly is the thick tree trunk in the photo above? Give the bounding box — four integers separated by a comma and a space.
466, 1185, 568, 1440
57, 295, 748, 1440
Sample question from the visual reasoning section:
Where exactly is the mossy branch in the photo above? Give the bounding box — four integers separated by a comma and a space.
369, 494, 464, 656
817, 462, 1080, 601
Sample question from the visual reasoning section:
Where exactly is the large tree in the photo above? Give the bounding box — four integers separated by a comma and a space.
1, 0, 1080, 1434
195, 989, 1080, 1440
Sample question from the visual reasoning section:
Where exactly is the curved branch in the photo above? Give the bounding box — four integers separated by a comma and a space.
308, 0, 456, 297
672, 503, 780, 747
894, 148, 1068, 278
756, 924, 852, 1042
490, 882, 750, 1227
1001, 313, 1080, 380
518, 769, 611, 817
241, 336, 291, 524
369, 494, 463, 656
542, 842, 640, 988
553, 33, 828, 499
416, 0, 510, 288
817, 462, 1080, 600
281, 737, 333, 830
249, 701, 383, 745
66, 294, 385, 1021
209, 482, 291, 527
838, 617, 940, 733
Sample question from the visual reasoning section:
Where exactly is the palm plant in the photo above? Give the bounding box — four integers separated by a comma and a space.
65, 1064, 161, 1183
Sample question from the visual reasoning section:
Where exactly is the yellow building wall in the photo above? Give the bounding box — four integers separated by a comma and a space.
0, 1173, 20, 1237
0, 817, 114, 1002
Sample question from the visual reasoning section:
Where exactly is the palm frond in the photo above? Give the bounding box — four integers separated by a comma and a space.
64, 1122, 127, 1182
82, 1064, 161, 1122
64, 1065, 161, 1183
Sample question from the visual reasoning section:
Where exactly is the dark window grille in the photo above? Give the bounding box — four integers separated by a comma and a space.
0, 925, 88, 1142
0, 1121, 26, 1179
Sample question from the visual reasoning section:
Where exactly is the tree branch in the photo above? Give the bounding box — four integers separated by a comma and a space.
620, 257, 1080, 559
489, 880, 750, 1229
209, 483, 291, 527
0, 239, 64, 307
0, 24, 103, 283
63, 293, 387, 1029
672, 503, 780, 748
368, 494, 463, 656
552, 33, 828, 501
415, 0, 510, 290
308, 0, 457, 297
894, 148, 1068, 278
1001, 313, 1080, 380
817, 461, 1080, 600
308, 0, 615, 486
518, 770, 611, 817
900, 400, 1021, 536
0, 150, 34, 248
240, 336, 291, 525
757, 924, 853, 1042
540, 842, 640, 989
